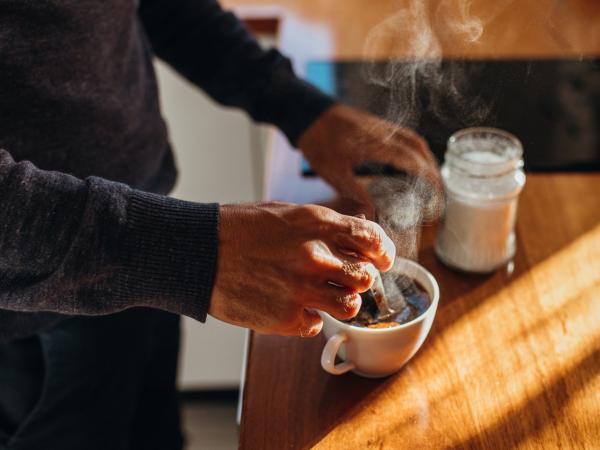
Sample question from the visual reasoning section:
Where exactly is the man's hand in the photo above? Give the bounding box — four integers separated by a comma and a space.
298, 103, 442, 218
209, 202, 396, 337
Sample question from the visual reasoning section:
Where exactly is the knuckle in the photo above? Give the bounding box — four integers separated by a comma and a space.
416, 135, 430, 151
366, 226, 385, 255
343, 263, 373, 289
306, 250, 327, 268
333, 293, 361, 319
283, 309, 323, 337
300, 244, 319, 265
306, 327, 322, 338
300, 317, 323, 338
406, 129, 428, 149
315, 208, 344, 233
298, 325, 320, 338
302, 242, 337, 270
357, 268, 374, 290
302, 203, 320, 217
341, 261, 357, 275
348, 218, 364, 237
303, 247, 317, 264
301, 204, 331, 225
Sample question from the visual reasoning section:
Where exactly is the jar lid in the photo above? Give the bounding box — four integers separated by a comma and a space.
446, 127, 524, 177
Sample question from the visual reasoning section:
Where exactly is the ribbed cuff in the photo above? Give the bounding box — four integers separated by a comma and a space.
116, 190, 219, 322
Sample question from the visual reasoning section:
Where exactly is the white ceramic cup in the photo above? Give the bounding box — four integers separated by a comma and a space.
319, 258, 440, 378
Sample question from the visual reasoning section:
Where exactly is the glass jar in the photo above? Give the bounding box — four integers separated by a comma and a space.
434, 127, 526, 273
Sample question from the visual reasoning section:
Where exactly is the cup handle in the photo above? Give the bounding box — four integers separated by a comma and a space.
321, 333, 355, 375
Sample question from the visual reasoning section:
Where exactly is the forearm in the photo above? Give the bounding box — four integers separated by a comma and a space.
0, 149, 218, 320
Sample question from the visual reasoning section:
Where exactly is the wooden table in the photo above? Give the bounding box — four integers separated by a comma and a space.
224, 1, 600, 448
239, 174, 600, 449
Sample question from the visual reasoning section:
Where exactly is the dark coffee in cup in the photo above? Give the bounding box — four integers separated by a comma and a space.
344, 274, 431, 329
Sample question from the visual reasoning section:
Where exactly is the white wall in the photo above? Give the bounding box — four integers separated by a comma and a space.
154, 59, 263, 390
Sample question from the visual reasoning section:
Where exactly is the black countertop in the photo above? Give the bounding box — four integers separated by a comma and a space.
303, 58, 599, 173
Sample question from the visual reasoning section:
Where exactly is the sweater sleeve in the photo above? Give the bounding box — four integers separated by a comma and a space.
138, 0, 336, 145
0, 149, 218, 322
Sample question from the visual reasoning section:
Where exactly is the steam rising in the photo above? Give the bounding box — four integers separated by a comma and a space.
354, 0, 583, 316
369, 176, 439, 304
362, 0, 518, 291
370, 176, 439, 261
362, 0, 511, 133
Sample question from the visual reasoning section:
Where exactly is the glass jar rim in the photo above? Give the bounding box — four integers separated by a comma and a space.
446, 127, 524, 177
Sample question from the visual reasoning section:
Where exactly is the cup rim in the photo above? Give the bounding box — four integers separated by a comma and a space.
319, 258, 440, 334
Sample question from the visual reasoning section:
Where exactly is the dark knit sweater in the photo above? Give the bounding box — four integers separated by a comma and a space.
0, 0, 334, 340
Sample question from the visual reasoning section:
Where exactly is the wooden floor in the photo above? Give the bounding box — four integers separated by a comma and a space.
182, 400, 238, 450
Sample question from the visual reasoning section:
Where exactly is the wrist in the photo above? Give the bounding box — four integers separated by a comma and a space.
297, 103, 361, 158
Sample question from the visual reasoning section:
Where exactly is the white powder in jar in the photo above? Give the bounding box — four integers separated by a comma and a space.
434, 129, 525, 273
435, 195, 518, 272
462, 150, 506, 164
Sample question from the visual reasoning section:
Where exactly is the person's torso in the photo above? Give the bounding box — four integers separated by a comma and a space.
0, 0, 175, 192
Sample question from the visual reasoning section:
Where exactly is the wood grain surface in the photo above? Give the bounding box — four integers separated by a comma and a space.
239, 174, 600, 449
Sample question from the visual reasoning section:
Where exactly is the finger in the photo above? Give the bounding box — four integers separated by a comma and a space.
380, 145, 435, 180
401, 144, 443, 193
298, 309, 323, 338
375, 130, 442, 190
301, 284, 362, 321
391, 127, 437, 166
330, 217, 396, 271
383, 152, 443, 203
278, 308, 323, 337
320, 258, 379, 293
